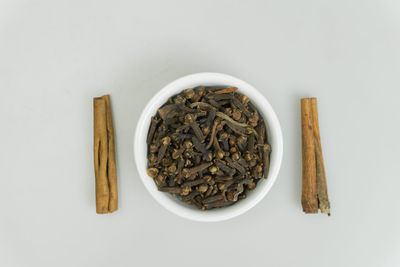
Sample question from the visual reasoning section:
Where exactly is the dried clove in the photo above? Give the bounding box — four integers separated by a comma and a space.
215, 161, 236, 177
158, 104, 179, 120
158, 186, 181, 194
202, 193, 224, 204
182, 190, 201, 201
146, 86, 271, 210
185, 114, 205, 141
262, 144, 272, 179
147, 116, 160, 145
181, 178, 206, 188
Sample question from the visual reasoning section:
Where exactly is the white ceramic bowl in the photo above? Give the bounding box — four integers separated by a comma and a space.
134, 73, 283, 222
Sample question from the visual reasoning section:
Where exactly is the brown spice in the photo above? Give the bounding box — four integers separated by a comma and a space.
146, 87, 271, 210
93, 95, 118, 214
301, 98, 330, 215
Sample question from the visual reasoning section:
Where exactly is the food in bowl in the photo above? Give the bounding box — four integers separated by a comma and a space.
146, 86, 271, 210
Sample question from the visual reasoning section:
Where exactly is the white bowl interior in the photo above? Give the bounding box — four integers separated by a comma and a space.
134, 73, 283, 222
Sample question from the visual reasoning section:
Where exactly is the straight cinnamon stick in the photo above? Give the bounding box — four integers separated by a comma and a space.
301, 97, 330, 215
301, 98, 318, 213
94, 95, 118, 214
311, 98, 330, 215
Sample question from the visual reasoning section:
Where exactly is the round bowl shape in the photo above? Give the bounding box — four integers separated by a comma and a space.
134, 73, 283, 222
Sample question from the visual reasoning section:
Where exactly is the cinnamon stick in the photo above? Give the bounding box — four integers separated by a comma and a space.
301, 98, 318, 213
311, 98, 330, 215
301, 98, 330, 215
93, 95, 118, 214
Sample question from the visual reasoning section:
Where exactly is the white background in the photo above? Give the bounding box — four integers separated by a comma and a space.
1, 1, 400, 266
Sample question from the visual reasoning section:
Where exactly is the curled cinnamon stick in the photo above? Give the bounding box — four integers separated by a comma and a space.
94, 95, 118, 214
301, 98, 330, 215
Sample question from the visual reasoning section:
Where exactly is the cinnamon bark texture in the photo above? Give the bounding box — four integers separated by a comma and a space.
301, 98, 330, 215
301, 99, 318, 213
311, 98, 330, 215
93, 95, 118, 214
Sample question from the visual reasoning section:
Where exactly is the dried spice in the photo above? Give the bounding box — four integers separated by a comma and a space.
301, 98, 330, 215
146, 87, 271, 210
93, 95, 118, 214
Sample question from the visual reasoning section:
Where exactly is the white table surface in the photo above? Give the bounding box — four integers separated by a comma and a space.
1, 1, 400, 266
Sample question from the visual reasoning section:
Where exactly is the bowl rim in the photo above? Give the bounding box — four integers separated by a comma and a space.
134, 72, 283, 222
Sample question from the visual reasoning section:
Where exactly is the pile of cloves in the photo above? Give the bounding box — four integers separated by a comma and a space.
146, 86, 271, 210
